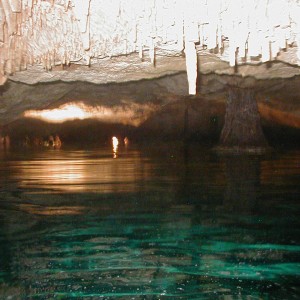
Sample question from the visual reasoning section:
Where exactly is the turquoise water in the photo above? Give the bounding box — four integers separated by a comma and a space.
0, 143, 299, 299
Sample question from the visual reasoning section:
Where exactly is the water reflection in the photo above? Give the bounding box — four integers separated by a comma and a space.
112, 136, 119, 158
0, 135, 10, 150
223, 155, 260, 214
0, 145, 299, 299
18, 204, 85, 215
6, 149, 153, 193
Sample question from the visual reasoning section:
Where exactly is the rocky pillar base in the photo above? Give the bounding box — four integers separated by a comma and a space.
218, 86, 269, 153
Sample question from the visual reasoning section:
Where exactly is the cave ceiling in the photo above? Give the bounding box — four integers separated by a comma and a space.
0, 0, 300, 127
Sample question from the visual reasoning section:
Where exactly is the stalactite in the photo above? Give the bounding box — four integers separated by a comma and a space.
179, 1, 199, 94
205, 0, 220, 50
82, 14, 90, 50
61, 53, 66, 65
184, 41, 197, 95
0, 3, 5, 42
261, 38, 270, 63
72, 0, 90, 33
64, 0, 70, 12
8, 0, 21, 13
21, 47, 27, 70
27, 0, 32, 9
0, 64, 7, 85
62, 19, 67, 35
0, 23, 4, 43
29, 54, 33, 65
41, 54, 45, 69
138, 40, 143, 60
16, 12, 22, 35
149, 38, 155, 65
297, 45, 300, 66
5, 56, 12, 74
83, 54, 90, 66
174, 1, 184, 50
2, 0, 15, 35
0, 0, 299, 89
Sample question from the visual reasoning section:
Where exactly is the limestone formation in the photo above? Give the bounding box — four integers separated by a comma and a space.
0, 0, 299, 92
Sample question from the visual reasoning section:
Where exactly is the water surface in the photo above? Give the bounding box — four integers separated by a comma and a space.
0, 143, 299, 299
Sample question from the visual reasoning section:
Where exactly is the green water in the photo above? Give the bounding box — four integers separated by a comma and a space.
0, 144, 299, 299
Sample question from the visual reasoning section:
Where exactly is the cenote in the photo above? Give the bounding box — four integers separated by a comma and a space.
2, 0, 300, 298
0, 141, 299, 299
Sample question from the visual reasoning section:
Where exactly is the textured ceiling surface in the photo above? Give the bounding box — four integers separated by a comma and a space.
1, 0, 300, 90
0, 1, 300, 128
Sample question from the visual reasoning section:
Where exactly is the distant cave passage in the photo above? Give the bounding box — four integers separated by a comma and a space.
219, 87, 268, 149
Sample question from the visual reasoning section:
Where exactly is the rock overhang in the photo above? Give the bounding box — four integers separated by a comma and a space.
0, 0, 300, 135
1, 0, 300, 86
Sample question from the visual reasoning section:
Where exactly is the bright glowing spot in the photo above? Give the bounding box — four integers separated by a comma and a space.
24, 103, 91, 123
124, 137, 129, 146
112, 136, 119, 158
23, 102, 158, 126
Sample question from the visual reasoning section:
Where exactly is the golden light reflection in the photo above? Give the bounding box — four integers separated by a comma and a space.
124, 137, 129, 147
24, 101, 157, 126
0, 135, 10, 150
112, 136, 119, 158
18, 204, 85, 216
16, 151, 151, 193
18, 159, 86, 191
